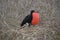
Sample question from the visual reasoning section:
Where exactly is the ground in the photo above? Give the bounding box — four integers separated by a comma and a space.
0, 0, 60, 40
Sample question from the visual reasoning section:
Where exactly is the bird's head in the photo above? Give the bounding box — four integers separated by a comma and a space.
30, 10, 35, 15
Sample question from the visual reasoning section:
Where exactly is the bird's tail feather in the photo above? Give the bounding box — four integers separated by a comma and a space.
20, 20, 26, 26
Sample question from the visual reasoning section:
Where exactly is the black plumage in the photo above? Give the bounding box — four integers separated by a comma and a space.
21, 10, 35, 26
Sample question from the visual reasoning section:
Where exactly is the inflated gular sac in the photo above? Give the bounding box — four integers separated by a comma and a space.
31, 12, 39, 25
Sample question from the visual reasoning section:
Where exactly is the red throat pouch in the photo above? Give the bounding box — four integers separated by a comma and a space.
31, 12, 40, 25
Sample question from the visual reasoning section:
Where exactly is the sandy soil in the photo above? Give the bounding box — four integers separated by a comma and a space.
0, 0, 60, 40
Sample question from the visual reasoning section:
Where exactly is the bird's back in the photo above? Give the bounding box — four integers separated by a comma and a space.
21, 14, 32, 26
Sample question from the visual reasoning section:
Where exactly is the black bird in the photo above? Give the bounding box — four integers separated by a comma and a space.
21, 10, 35, 26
